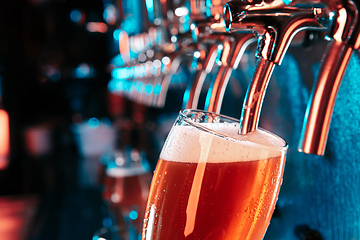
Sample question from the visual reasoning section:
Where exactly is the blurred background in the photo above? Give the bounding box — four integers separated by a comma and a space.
1, 0, 360, 239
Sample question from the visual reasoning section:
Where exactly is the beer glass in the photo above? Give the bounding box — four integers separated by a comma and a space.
142, 109, 287, 239
102, 149, 152, 239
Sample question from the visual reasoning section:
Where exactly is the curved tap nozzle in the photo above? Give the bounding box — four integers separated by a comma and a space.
224, 1, 329, 63
152, 45, 198, 108
298, 0, 360, 155
204, 34, 257, 113
183, 42, 222, 109
223, 0, 330, 134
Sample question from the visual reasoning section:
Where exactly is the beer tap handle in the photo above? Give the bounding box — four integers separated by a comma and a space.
298, 1, 360, 155
205, 34, 256, 113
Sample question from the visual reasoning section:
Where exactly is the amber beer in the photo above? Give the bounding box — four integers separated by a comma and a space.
104, 167, 151, 209
142, 110, 287, 240
103, 166, 151, 237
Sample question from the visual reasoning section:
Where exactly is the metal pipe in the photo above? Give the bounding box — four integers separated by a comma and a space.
223, 1, 329, 134
240, 58, 276, 134
204, 34, 256, 113
153, 45, 197, 108
183, 43, 220, 109
298, 1, 360, 155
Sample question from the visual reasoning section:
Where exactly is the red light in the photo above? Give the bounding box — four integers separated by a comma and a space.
0, 109, 10, 170
86, 22, 108, 33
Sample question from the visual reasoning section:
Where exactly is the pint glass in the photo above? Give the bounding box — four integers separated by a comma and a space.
102, 149, 152, 239
142, 109, 287, 240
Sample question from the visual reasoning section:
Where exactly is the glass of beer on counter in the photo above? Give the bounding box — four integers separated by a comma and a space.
102, 149, 152, 239
142, 109, 287, 239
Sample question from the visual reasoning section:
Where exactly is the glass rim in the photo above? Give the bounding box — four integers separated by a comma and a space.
179, 109, 288, 152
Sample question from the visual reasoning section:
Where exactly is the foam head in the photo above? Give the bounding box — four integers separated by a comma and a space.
160, 123, 287, 163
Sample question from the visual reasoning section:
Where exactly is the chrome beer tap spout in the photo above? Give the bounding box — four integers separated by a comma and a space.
152, 44, 198, 108
181, 0, 256, 110
182, 39, 223, 109
298, 0, 360, 155
223, 0, 330, 134
179, 0, 229, 109
185, 0, 258, 114
204, 34, 256, 113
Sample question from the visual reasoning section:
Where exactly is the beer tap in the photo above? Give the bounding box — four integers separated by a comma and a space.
185, 0, 258, 114
298, 0, 360, 155
153, 0, 226, 109
223, 0, 330, 134
182, 40, 223, 109
204, 34, 256, 113
182, 0, 257, 110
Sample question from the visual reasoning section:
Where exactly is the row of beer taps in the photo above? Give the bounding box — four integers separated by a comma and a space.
109, 0, 360, 156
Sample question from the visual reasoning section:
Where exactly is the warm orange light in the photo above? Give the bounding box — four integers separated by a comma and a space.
119, 31, 130, 63
221, 41, 231, 66
0, 109, 10, 170
86, 22, 108, 33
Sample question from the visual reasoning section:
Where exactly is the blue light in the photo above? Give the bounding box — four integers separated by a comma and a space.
282, 0, 292, 5
102, 217, 113, 228
182, 15, 190, 33
112, 68, 131, 80
88, 117, 100, 129
70, 10, 82, 23
145, 0, 155, 23
204, 84, 213, 110
100, 117, 112, 127
145, 84, 153, 95
73, 63, 94, 79
121, 17, 137, 34
154, 84, 161, 95
137, 82, 143, 92
92, 236, 99, 240
129, 210, 138, 220
182, 89, 190, 107
107, 161, 117, 169
113, 29, 121, 41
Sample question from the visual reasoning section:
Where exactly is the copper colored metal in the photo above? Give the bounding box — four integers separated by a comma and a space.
223, 1, 328, 134
205, 34, 256, 113
298, 1, 360, 155
153, 45, 197, 108
240, 58, 275, 134
299, 41, 353, 155
183, 43, 220, 109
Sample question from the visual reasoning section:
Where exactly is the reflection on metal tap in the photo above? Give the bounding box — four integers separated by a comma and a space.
182, 41, 221, 109
204, 34, 256, 113
298, 0, 360, 155
183, 0, 257, 110
223, 0, 330, 134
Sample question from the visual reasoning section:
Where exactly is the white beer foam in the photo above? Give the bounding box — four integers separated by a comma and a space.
106, 166, 148, 177
160, 123, 286, 163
